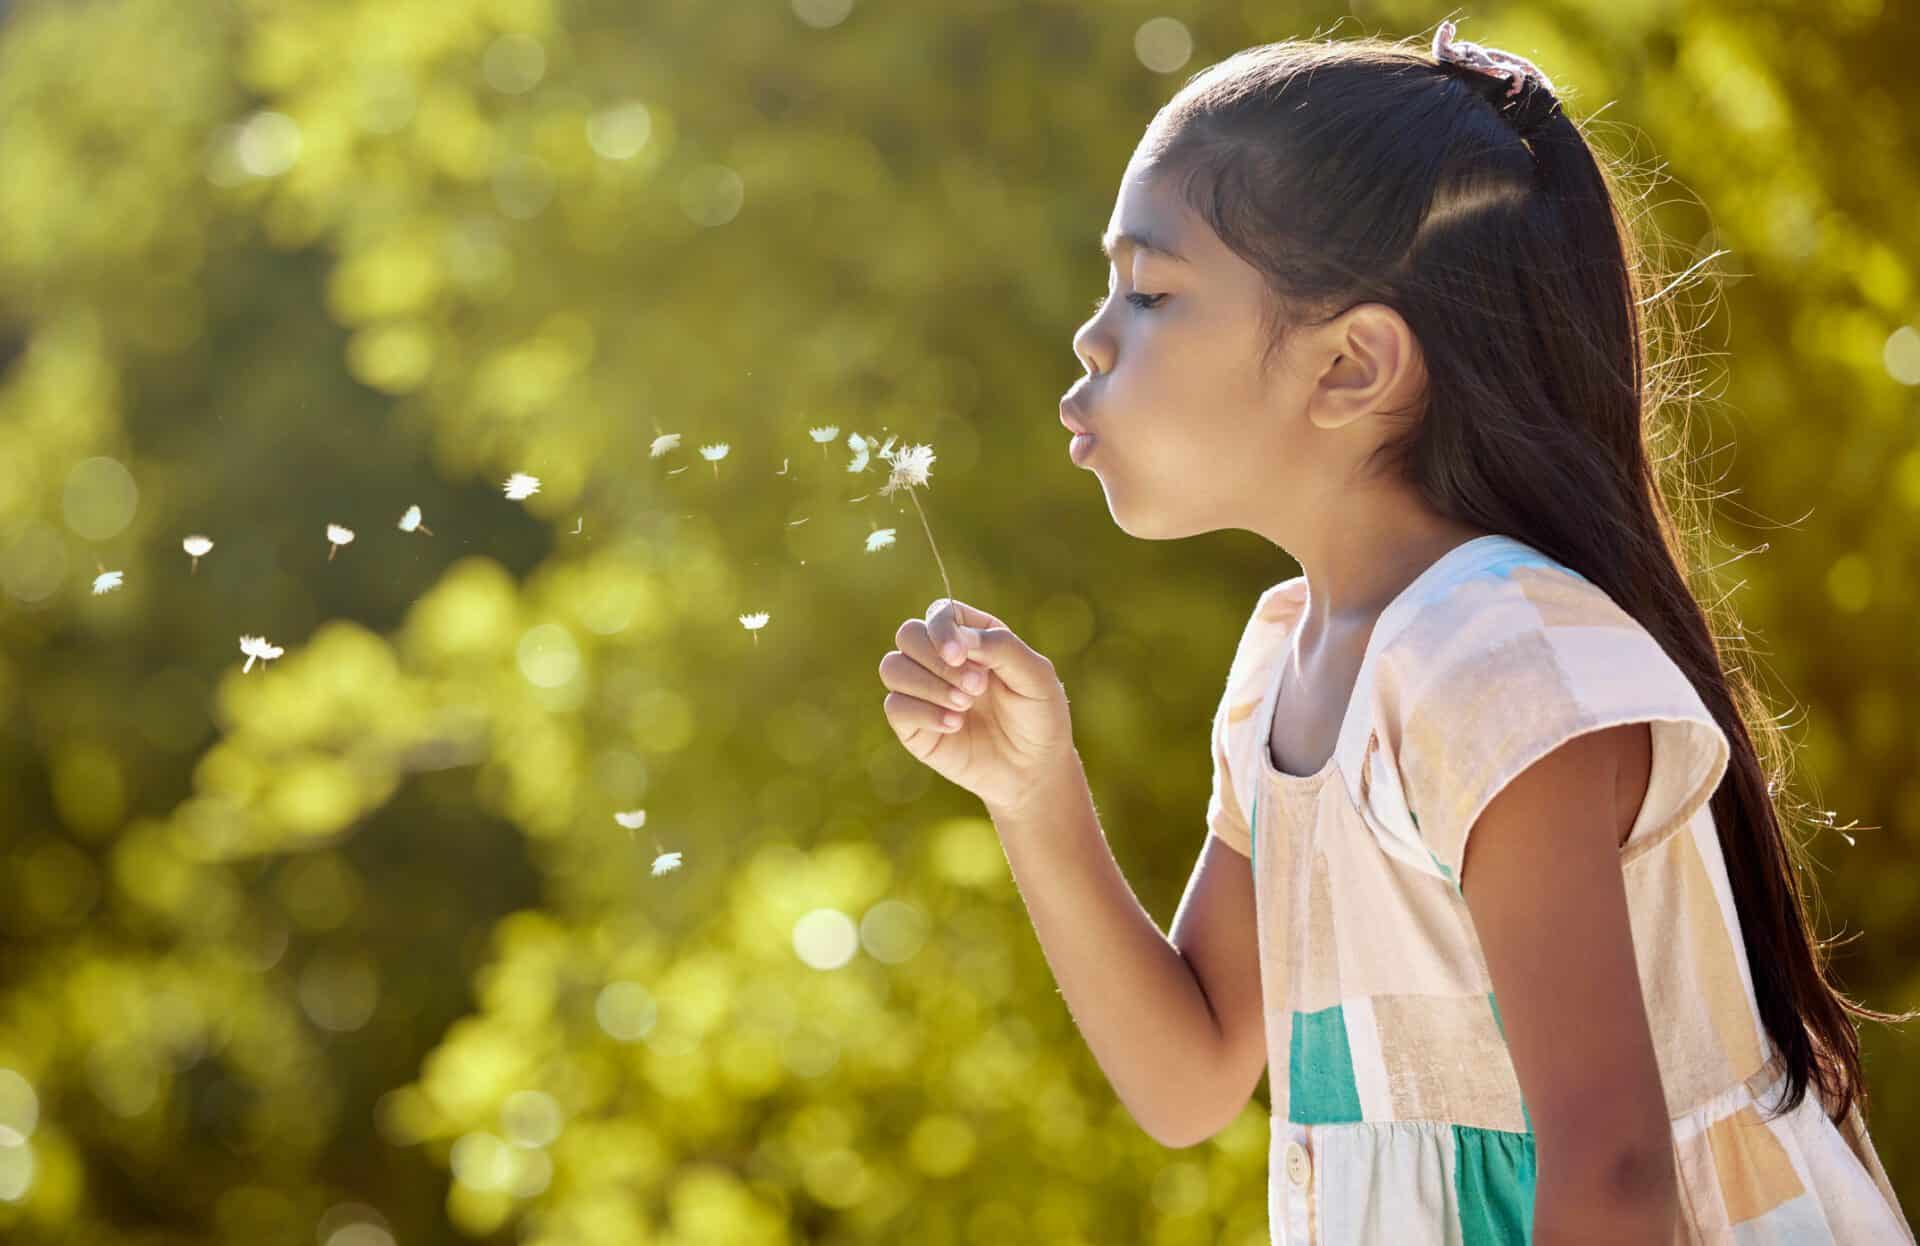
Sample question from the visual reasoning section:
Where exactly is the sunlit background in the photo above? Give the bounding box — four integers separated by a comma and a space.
2, 0, 1916, 1242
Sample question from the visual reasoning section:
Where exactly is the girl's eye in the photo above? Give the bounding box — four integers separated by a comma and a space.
1089, 292, 1167, 313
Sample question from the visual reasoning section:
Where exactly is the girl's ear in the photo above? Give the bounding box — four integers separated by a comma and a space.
1306, 303, 1421, 431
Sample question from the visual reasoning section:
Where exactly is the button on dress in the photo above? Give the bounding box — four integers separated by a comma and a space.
1203, 535, 1914, 1245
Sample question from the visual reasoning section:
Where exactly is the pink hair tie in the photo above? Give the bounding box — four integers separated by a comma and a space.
1432, 18, 1556, 99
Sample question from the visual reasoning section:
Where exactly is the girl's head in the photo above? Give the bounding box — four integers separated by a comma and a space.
1071, 22, 1909, 1125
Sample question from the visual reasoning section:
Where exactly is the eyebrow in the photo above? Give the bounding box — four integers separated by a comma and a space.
1100, 229, 1189, 265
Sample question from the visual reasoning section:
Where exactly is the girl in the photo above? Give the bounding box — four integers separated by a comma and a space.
879, 20, 1915, 1246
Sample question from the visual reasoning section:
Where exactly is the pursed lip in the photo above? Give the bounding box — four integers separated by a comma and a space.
1058, 394, 1093, 436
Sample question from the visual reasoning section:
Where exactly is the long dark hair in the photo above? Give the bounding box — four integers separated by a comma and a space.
1141, 26, 1915, 1126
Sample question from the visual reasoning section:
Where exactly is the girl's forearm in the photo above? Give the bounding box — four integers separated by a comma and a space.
984, 750, 1233, 1147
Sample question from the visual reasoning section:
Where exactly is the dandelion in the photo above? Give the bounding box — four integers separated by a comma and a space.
649, 432, 682, 458
325, 523, 355, 561
92, 566, 124, 595
865, 528, 896, 553
239, 633, 284, 673
504, 473, 541, 500
651, 849, 683, 877
738, 610, 770, 646
614, 809, 646, 836
397, 505, 433, 535
182, 535, 214, 574
846, 432, 871, 474
809, 424, 839, 464
698, 442, 730, 479
879, 441, 954, 609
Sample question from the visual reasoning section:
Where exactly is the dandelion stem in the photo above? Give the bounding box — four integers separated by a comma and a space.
906, 489, 954, 610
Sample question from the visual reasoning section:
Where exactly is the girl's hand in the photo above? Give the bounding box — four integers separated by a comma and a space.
879, 597, 1075, 813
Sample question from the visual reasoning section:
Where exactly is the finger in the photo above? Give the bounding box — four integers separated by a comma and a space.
892, 624, 993, 696
924, 597, 1004, 666
883, 689, 966, 736
878, 650, 984, 711
958, 625, 1053, 698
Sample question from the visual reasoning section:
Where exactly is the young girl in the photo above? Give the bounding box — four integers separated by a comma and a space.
879, 20, 1915, 1246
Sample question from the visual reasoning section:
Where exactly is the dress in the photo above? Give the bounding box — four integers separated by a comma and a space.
1202, 534, 1914, 1245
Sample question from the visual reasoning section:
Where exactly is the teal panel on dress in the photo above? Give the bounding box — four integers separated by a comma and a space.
1287, 1005, 1363, 1123
1453, 1123, 1537, 1246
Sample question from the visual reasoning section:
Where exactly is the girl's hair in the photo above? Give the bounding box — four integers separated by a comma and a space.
1142, 27, 1916, 1127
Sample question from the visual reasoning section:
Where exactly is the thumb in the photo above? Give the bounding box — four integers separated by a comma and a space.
958, 624, 1053, 698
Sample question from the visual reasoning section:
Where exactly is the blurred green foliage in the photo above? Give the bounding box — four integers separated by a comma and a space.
0, 0, 1915, 1241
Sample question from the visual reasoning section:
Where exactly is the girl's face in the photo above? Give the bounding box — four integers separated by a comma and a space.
1067, 146, 1413, 545
1065, 152, 1351, 544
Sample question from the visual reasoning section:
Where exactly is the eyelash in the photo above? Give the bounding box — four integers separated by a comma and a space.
1091, 292, 1167, 313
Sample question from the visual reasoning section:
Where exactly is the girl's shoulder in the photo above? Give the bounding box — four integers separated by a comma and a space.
1221, 574, 1310, 691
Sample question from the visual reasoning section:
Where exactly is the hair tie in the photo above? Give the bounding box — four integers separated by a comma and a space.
1431, 19, 1556, 100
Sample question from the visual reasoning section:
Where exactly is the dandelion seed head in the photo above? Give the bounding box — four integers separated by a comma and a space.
398, 505, 424, 532
808, 425, 840, 444
879, 443, 935, 496
614, 809, 647, 830
865, 528, 896, 552
738, 611, 770, 631
92, 569, 124, 595
649, 433, 682, 458
182, 535, 214, 557
699, 443, 731, 462
326, 523, 355, 545
651, 851, 683, 877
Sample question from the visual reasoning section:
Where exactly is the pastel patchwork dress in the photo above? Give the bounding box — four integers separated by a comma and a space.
1203, 534, 1914, 1245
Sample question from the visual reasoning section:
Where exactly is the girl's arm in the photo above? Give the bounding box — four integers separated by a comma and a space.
1459, 721, 1682, 1244
987, 751, 1265, 1149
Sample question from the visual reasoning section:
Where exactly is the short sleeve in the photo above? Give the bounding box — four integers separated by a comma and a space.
1204, 581, 1301, 859
1206, 682, 1253, 857
1362, 569, 1731, 890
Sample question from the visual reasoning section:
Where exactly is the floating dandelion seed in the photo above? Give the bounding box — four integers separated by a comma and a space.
614, 809, 647, 837
698, 442, 730, 479
865, 528, 896, 553
397, 505, 433, 535
738, 610, 770, 646
182, 534, 213, 574
879, 442, 954, 608
649, 432, 682, 458
504, 473, 541, 500
788, 516, 811, 527
809, 424, 840, 464
666, 465, 689, 476
326, 523, 355, 561
846, 432, 871, 474
848, 493, 870, 503
651, 850, 683, 877
572, 516, 582, 535
238, 633, 284, 673
776, 457, 789, 476
92, 566, 124, 595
